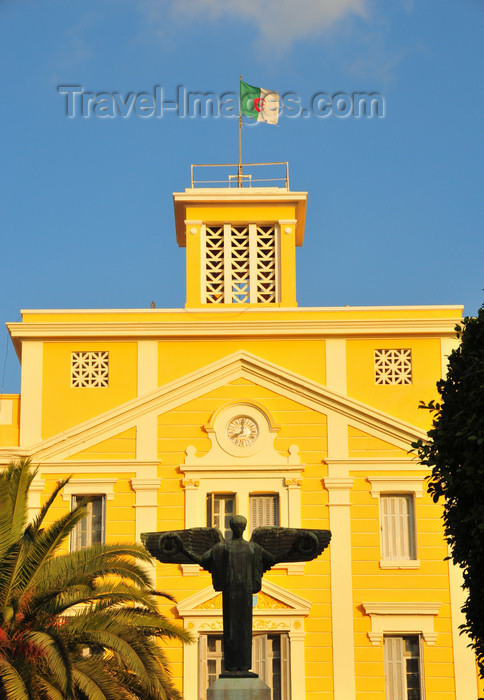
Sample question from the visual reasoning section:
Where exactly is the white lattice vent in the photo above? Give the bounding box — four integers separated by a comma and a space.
71, 351, 109, 387
203, 224, 279, 304
255, 225, 277, 302
204, 226, 225, 304
230, 225, 251, 303
374, 349, 412, 385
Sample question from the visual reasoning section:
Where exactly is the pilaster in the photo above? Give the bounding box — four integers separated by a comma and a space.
323, 470, 356, 700
19, 341, 43, 445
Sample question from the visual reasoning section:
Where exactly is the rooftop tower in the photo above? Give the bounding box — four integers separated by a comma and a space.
173, 163, 307, 308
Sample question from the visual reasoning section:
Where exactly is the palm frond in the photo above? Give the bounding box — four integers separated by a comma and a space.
25, 630, 72, 695
31, 542, 155, 595
0, 541, 23, 611
6, 459, 36, 544
77, 629, 152, 687
16, 504, 89, 593
66, 605, 190, 636
26, 476, 72, 538
0, 658, 30, 700
0, 474, 13, 562
72, 663, 117, 700
36, 674, 66, 700
0, 462, 191, 698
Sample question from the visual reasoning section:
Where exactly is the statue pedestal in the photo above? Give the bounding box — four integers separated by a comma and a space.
207, 676, 271, 700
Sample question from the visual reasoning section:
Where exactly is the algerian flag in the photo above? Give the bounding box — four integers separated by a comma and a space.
240, 79, 279, 125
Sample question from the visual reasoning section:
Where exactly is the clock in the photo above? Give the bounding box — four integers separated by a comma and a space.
226, 415, 259, 447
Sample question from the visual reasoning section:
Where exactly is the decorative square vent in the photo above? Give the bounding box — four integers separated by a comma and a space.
71, 351, 109, 387
374, 349, 412, 385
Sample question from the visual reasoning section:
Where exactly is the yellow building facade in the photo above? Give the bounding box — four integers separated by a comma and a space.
0, 165, 481, 699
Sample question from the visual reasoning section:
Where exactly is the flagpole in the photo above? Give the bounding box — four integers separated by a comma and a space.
238, 74, 242, 187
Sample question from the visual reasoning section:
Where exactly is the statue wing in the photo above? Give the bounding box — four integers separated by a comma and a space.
141, 527, 224, 565
250, 526, 331, 563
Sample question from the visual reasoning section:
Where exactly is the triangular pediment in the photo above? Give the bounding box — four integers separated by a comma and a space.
23, 350, 426, 462
176, 579, 311, 617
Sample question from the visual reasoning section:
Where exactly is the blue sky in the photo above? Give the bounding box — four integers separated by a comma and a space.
1, 0, 483, 392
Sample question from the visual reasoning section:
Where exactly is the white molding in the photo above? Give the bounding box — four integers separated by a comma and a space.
130, 478, 161, 507
27, 477, 45, 520
24, 460, 159, 473
62, 478, 116, 501
18, 304, 463, 315
362, 602, 441, 645
8, 318, 462, 347
368, 476, 425, 498
177, 579, 311, 617
137, 340, 158, 395
19, 341, 43, 445
379, 560, 420, 570
447, 548, 480, 698
189, 402, 294, 464
21, 351, 426, 461
324, 475, 356, 698
323, 477, 354, 506
325, 459, 428, 474
325, 339, 347, 395
441, 336, 459, 377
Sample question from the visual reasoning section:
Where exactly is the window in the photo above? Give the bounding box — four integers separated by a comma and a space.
206, 494, 235, 539
203, 224, 279, 304
71, 351, 109, 387
374, 349, 412, 385
249, 494, 280, 532
199, 634, 290, 700
384, 636, 423, 700
71, 495, 105, 551
253, 633, 290, 700
381, 494, 416, 561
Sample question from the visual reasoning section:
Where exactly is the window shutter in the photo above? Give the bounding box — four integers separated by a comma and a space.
252, 634, 267, 681
250, 495, 279, 531
206, 494, 213, 527
381, 495, 415, 560
199, 633, 208, 700
280, 634, 290, 700
384, 637, 404, 700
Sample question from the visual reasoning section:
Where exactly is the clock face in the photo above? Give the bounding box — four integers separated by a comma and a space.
226, 415, 259, 447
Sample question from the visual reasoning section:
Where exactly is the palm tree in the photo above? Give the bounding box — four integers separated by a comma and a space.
0, 459, 191, 699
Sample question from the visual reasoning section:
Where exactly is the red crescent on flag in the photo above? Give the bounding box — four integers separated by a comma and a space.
254, 97, 265, 112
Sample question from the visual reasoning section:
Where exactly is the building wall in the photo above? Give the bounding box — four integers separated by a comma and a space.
0, 185, 479, 697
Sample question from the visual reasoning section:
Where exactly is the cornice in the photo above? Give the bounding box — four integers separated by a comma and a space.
19, 304, 463, 314
7, 317, 461, 345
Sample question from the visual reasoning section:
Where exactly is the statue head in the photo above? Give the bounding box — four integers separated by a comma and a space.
229, 515, 247, 539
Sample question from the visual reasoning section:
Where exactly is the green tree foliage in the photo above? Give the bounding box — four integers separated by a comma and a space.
0, 458, 191, 699
414, 303, 484, 673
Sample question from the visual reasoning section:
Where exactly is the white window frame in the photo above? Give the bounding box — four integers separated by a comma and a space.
199, 632, 290, 700
70, 494, 106, 551
368, 477, 424, 570
62, 479, 115, 552
362, 601, 441, 647
384, 634, 424, 700
206, 493, 236, 539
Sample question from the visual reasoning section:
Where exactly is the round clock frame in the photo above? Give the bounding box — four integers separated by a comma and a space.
226, 415, 259, 448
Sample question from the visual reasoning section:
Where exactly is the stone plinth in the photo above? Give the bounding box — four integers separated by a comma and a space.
207, 676, 271, 700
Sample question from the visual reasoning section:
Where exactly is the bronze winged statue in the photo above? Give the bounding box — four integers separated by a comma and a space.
142, 515, 331, 678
